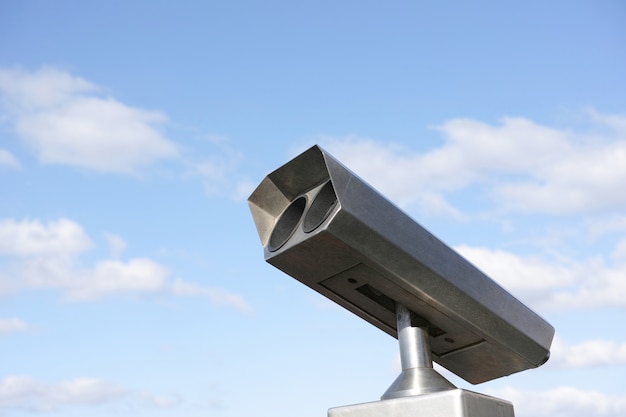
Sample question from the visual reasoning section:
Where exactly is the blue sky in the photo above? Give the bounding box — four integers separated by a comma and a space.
1, 1, 625, 416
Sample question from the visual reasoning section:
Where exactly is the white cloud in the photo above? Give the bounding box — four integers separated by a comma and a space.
0, 218, 92, 257
0, 67, 244, 194
234, 179, 258, 201
4, 247, 169, 301
588, 107, 626, 132
454, 245, 626, 312
104, 233, 127, 258
0, 318, 29, 335
437, 113, 626, 214
494, 139, 626, 214
0, 149, 20, 169
490, 386, 626, 417
0, 375, 181, 412
0, 66, 96, 110
320, 137, 430, 208
0, 67, 179, 173
611, 237, 626, 261
587, 215, 626, 240
184, 139, 244, 198
0, 375, 127, 412
319, 110, 626, 215
190, 157, 234, 196
140, 391, 180, 408
454, 245, 577, 309
0, 218, 252, 312
548, 335, 626, 369
64, 259, 170, 301
171, 279, 252, 314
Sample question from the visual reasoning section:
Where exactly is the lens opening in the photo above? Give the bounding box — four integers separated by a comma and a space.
303, 181, 338, 233
268, 196, 307, 252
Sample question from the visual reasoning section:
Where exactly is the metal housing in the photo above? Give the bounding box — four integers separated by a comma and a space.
248, 145, 554, 384
328, 389, 515, 417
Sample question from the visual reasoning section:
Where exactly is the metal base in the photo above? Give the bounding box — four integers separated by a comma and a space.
381, 367, 456, 399
328, 389, 515, 417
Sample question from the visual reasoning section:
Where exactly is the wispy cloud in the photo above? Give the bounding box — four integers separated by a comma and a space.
104, 233, 127, 259
171, 279, 253, 314
548, 335, 626, 369
489, 386, 626, 417
0, 149, 20, 169
181, 134, 247, 198
0, 318, 30, 336
0, 67, 178, 174
0, 218, 252, 313
319, 110, 626, 216
139, 391, 181, 409
455, 244, 626, 312
0, 376, 127, 412
0, 218, 92, 257
0, 375, 180, 413
0, 66, 248, 197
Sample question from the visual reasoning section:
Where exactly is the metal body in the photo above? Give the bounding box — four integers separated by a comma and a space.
248, 145, 554, 384
328, 389, 515, 417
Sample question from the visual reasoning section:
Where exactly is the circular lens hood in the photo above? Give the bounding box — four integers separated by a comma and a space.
303, 181, 338, 233
268, 196, 307, 252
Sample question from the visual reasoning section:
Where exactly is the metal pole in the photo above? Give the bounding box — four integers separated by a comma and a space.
397, 304, 432, 370
381, 304, 455, 400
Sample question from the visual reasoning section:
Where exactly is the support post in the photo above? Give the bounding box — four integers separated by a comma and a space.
381, 304, 455, 399
328, 304, 516, 417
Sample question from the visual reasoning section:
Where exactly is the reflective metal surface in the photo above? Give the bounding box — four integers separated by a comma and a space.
381, 304, 455, 399
248, 145, 554, 384
397, 304, 432, 369
329, 389, 515, 417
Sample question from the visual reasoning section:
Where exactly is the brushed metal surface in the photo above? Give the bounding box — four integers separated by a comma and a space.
328, 389, 515, 417
380, 304, 456, 400
248, 145, 554, 384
